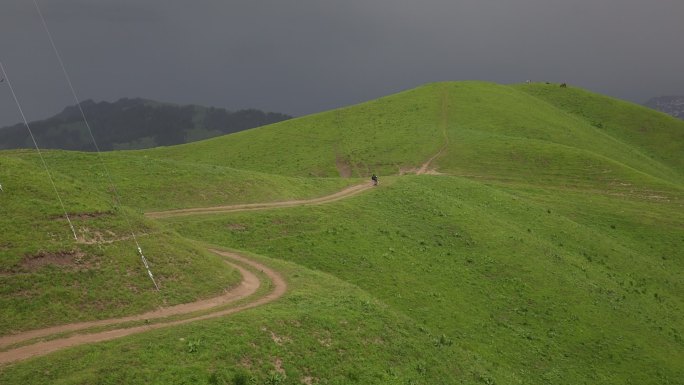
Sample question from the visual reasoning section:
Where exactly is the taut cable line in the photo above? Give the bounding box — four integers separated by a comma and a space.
0, 61, 78, 240
32, 0, 159, 291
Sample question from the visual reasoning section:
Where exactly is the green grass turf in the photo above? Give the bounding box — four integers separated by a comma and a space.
4, 150, 356, 212
162, 176, 683, 384
1, 81, 682, 383
143, 85, 447, 177
0, 142, 353, 333
143, 82, 683, 187
435, 82, 683, 189
0, 253, 477, 385
0, 155, 240, 334
513, 82, 684, 174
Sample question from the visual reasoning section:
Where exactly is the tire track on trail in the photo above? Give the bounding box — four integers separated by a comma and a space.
145, 182, 374, 219
417, 88, 450, 175
0, 251, 285, 365
0, 183, 375, 365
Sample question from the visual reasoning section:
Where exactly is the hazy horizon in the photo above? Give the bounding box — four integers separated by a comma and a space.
1, 0, 683, 127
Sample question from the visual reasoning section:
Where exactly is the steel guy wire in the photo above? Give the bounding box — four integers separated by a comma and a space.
32, 0, 159, 290
0, 61, 78, 240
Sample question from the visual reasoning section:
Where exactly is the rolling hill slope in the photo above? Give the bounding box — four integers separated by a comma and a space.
144, 82, 684, 188
515, 84, 684, 174
2, 150, 356, 212
164, 175, 683, 384
1, 81, 682, 384
0, 155, 241, 334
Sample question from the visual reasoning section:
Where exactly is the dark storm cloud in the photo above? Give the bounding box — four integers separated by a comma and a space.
1, 0, 683, 127
41, 1, 162, 24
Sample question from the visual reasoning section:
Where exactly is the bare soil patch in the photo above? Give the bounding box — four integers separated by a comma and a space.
51, 212, 111, 221
20, 250, 89, 271
335, 154, 353, 178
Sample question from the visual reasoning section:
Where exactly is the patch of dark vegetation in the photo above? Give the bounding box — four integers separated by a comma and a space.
70, 211, 111, 220
0, 98, 293, 151
50, 211, 113, 220
231, 370, 253, 385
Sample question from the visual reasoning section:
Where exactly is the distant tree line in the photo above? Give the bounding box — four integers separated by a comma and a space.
0, 98, 292, 151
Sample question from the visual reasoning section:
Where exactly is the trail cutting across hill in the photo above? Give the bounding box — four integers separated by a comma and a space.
145, 182, 374, 219
0, 183, 376, 365
1, 146, 437, 365
0, 250, 285, 365
417, 89, 450, 175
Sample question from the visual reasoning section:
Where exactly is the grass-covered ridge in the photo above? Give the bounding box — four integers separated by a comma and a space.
0, 154, 241, 334
1, 81, 682, 384
436, 82, 683, 188
514, 83, 684, 173
5, 150, 355, 212
0, 253, 473, 384
164, 175, 683, 384
145, 82, 684, 186
0, 138, 355, 333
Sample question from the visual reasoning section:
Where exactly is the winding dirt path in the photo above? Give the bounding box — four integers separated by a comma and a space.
0, 250, 287, 364
0, 252, 259, 350
0, 251, 285, 365
0, 183, 377, 365
146, 182, 373, 219
1, 120, 440, 365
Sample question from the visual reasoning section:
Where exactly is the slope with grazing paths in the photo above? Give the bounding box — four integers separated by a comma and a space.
0, 183, 379, 365
2, 81, 681, 383
166, 175, 683, 384
0, 133, 423, 365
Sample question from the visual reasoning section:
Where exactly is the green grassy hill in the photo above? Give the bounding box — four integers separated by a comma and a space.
145, 82, 683, 186
1, 81, 682, 384
164, 175, 683, 384
0, 155, 241, 334
514, 84, 684, 176
0, 146, 355, 333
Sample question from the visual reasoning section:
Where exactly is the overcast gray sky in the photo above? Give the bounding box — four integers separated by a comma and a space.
1, 0, 683, 127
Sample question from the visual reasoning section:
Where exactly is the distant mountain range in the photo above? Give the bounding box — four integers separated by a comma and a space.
0, 98, 292, 151
644, 96, 684, 120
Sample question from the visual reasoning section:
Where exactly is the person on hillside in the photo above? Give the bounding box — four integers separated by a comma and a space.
0, 182, 3, 192
371, 174, 378, 186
